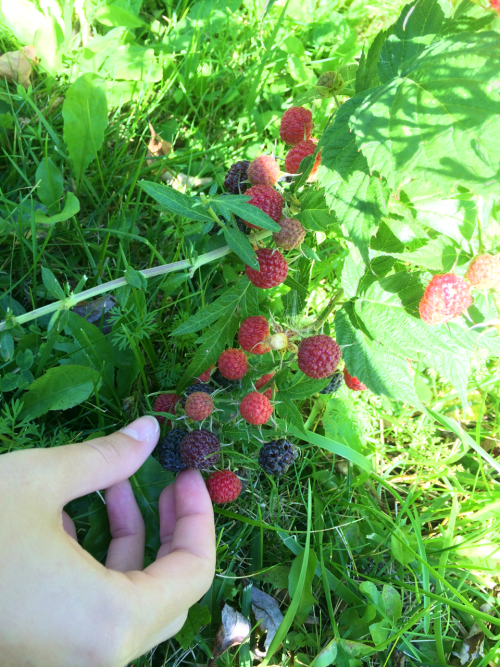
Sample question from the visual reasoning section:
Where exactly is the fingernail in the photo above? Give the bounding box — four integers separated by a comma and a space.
120, 416, 159, 442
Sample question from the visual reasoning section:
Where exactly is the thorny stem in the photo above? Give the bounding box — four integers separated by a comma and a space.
0, 229, 272, 333
311, 288, 344, 331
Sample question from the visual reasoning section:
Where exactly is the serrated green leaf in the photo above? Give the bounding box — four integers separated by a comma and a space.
36, 157, 63, 209
277, 397, 306, 434
341, 243, 364, 298
172, 278, 252, 336
62, 73, 108, 182
223, 227, 258, 269
279, 375, 330, 401
352, 33, 500, 197
34, 193, 80, 225
356, 27, 392, 94
175, 603, 211, 650
18, 365, 102, 420
381, 236, 457, 271
139, 180, 213, 223
41, 266, 65, 300
299, 188, 336, 231
408, 193, 476, 243
217, 197, 281, 232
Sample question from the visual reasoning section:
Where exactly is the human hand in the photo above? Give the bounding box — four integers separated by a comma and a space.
0, 416, 215, 667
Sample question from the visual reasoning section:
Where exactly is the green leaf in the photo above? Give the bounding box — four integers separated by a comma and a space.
299, 188, 336, 231
19, 365, 102, 420
99, 45, 162, 82
382, 584, 402, 622
336, 640, 374, 667
223, 227, 258, 269
125, 266, 147, 290
36, 157, 63, 209
259, 566, 290, 590
277, 397, 307, 435
369, 620, 389, 644
278, 375, 330, 401
1, 371, 33, 392
352, 33, 500, 197
83, 499, 111, 563
175, 603, 211, 650
356, 27, 392, 94
391, 527, 418, 566
172, 278, 252, 336
34, 193, 80, 225
41, 266, 65, 300
311, 639, 338, 667
380, 236, 457, 271
216, 196, 281, 232
66, 312, 116, 388
0, 332, 14, 361
62, 73, 108, 182
323, 397, 364, 453
16, 349, 33, 371
359, 581, 384, 609
341, 243, 364, 298
139, 180, 213, 223
130, 456, 174, 557
288, 550, 317, 624
95, 4, 146, 28
378, 0, 445, 83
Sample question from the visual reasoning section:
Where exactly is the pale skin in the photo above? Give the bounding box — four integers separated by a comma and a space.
0, 416, 216, 667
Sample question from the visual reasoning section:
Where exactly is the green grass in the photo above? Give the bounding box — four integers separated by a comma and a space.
1, 0, 500, 666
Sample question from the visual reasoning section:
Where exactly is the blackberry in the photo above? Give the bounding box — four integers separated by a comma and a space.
211, 369, 239, 389
258, 439, 297, 476
180, 429, 221, 469
320, 372, 343, 395
157, 429, 188, 472
182, 383, 213, 407
224, 160, 250, 194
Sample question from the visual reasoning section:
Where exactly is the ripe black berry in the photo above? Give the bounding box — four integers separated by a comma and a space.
224, 160, 250, 194
180, 429, 221, 469
157, 429, 188, 472
211, 369, 239, 389
320, 372, 343, 395
258, 439, 297, 476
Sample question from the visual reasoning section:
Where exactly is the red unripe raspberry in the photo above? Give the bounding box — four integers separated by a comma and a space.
243, 185, 283, 230
280, 106, 313, 145
273, 217, 306, 250
466, 254, 500, 289
247, 155, 280, 187
184, 392, 214, 421
206, 470, 242, 504
419, 273, 472, 325
197, 365, 214, 383
153, 393, 181, 426
218, 348, 248, 380
246, 248, 288, 289
238, 316, 270, 354
285, 140, 321, 180
491, 0, 500, 14
298, 335, 342, 379
179, 429, 220, 469
255, 371, 275, 400
343, 367, 367, 392
240, 391, 273, 425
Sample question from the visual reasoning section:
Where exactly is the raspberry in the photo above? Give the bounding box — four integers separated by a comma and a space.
298, 335, 342, 379
206, 470, 242, 504
246, 248, 288, 289
273, 217, 306, 250
284, 140, 321, 181
240, 391, 273, 425
153, 393, 181, 426
268, 333, 288, 350
184, 392, 214, 421
258, 439, 297, 476
243, 185, 283, 230
224, 160, 250, 194
255, 371, 275, 400
179, 429, 221, 469
280, 107, 313, 145
182, 383, 213, 408
211, 369, 239, 389
157, 429, 188, 472
419, 273, 472, 325
197, 365, 214, 383
466, 254, 500, 289
238, 316, 271, 355
320, 372, 343, 395
218, 348, 248, 380
343, 367, 367, 392
247, 155, 280, 187
491, 0, 500, 14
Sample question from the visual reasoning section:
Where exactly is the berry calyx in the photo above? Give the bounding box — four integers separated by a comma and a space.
247, 155, 280, 187
206, 470, 242, 504
246, 248, 288, 289
255, 371, 275, 400
284, 140, 321, 181
153, 393, 182, 426
224, 161, 250, 194
320, 371, 343, 395
258, 439, 297, 476
419, 273, 472, 325
243, 185, 283, 230
273, 217, 306, 250
466, 254, 500, 289
238, 316, 271, 355
179, 430, 221, 469
343, 367, 367, 392
157, 429, 188, 472
218, 348, 248, 380
280, 107, 313, 145
184, 392, 214, 421
298, 335, 342, 379
240, 391, 273, 425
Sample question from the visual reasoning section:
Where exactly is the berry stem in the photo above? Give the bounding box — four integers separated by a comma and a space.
0, 229, 272, 332
312, 289, 344, 330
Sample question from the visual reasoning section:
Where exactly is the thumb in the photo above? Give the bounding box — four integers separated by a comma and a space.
39, 416, 160, 504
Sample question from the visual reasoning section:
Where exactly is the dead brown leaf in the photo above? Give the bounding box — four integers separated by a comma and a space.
452, 603, 493, 665
209, 604, 251, 666
251, 586, 284, 657
147, 118, 172, 165
0, 46, 37, 88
